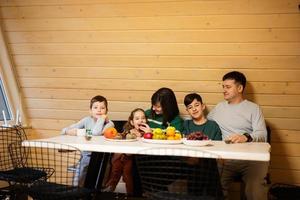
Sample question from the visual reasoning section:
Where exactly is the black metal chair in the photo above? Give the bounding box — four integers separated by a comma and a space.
0, 125, 49, 198
136, 148, 224, 200
9, 141, 93, 200
268, 183, 300, 200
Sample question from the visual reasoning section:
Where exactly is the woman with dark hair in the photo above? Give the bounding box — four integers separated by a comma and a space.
145, 87, 183, 132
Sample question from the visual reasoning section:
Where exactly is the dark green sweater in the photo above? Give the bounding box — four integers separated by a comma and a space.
182, 119, 222, 140
145, 109, 183, 132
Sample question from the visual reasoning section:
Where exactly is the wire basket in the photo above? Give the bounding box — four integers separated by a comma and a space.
136, 147, 224, 200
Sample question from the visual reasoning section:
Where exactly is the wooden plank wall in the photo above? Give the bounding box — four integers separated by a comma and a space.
0, 0, 300, 187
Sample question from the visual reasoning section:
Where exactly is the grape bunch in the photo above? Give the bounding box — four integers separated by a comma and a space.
186, 131, 209, 140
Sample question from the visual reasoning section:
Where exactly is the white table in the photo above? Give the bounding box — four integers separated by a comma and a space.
25, 135, 270, 161
24, 135, 271, 192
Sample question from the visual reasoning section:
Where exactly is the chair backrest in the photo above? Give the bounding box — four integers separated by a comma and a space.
266, 125, 271, 144
10, 141, 82, 186
113, 120, 127, 133
136, 147, 224, 200
0, 125, 27, 171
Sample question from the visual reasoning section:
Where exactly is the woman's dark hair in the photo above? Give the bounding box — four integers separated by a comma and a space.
184, 93, 203, 107
223, 71, 247, 92
90, 95, 108, 109
151, 87, 179, 126
123, 108, 146, 134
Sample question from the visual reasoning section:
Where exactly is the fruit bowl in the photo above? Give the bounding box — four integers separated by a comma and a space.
141, 138, 182, 144
182, 138, 212, 146
104, 137, 138, 142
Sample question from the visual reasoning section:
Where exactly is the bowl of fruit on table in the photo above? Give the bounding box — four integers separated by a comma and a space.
104, 127, 138, 142
182, 131, 212, 146
142, 126, 182, 144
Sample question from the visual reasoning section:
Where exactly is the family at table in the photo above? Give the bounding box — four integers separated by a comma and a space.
61, 71, 269, 200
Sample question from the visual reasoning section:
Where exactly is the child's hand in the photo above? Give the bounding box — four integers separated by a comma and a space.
95, 114, 107, 121
139, 123, 152, 134
66, 128, 77, 136
100, 114, 109, 123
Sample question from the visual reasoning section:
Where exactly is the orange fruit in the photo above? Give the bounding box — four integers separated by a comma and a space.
167, 136, 175, 140
166, 126, 176, 137
104, 127, 117, 139
174, 133, 182, 140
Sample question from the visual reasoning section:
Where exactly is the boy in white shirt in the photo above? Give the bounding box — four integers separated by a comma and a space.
62, 95, 114, 186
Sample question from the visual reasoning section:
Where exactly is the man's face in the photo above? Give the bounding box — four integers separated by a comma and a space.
186, 99, 205, 120
222, 79, 243, 102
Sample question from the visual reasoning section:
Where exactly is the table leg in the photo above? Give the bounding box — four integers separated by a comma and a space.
84, 152, 111, 190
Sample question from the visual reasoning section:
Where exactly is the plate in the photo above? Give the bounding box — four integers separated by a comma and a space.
182, 138, 212, 146
104, 137, 138, 142
141, 138, 182, 145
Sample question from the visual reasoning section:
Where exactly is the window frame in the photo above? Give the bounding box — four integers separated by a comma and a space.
0, 76, 12, 121
0, 23, 27, 126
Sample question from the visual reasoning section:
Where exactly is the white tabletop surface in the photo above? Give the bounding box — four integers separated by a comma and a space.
25, 135, 270, 161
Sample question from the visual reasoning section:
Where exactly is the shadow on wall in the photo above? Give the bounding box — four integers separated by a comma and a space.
245, 81, 256, 103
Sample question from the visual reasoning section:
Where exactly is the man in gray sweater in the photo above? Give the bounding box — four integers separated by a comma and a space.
208, 71, 268, 200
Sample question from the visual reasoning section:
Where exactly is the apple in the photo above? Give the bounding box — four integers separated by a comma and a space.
143, 133, 153, 139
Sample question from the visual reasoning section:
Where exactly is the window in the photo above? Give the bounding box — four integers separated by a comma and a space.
0, 78, 12, 121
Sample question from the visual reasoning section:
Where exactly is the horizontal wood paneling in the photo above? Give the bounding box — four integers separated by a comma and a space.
1, 0, 300, 188
3, 14, 300, 31
10, 43, 300, 56
1, 0, 299, 18
13, 55, 300, 69
22, 88, 300, 107
271, 156, 300, 170
0, 0, 188, 6
271, 143, 300, 156
18, 78, 300, 95
26, 108, 300, 130
270, 169, 300, 185
27, 129, 60, 139
271, 130, 300, 143
7, 29, 300, 43
24, 98, 300, 119
30, 118, 75, 130
16, 67, 300, 82
0, 0, 297, 11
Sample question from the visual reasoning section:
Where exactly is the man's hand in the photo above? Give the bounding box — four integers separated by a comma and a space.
228, 134, 248, 143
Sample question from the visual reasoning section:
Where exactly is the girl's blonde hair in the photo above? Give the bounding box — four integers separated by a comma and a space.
123, 108, 146, 134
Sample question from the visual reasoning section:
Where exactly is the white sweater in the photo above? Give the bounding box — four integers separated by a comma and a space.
207, 100, 267, 142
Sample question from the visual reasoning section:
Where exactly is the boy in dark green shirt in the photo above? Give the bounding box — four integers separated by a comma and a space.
183, 93, 222, 140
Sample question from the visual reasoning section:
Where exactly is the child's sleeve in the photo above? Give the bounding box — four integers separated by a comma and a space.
102, 120, 115, 134
61, 117, 86, 135
182, 120, 189, 135
212, 121, 223, 141
92, 118, 115, 136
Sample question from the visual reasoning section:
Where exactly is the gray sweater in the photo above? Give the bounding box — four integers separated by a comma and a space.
61, 116, 114, 135
207, 100, 267, 142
